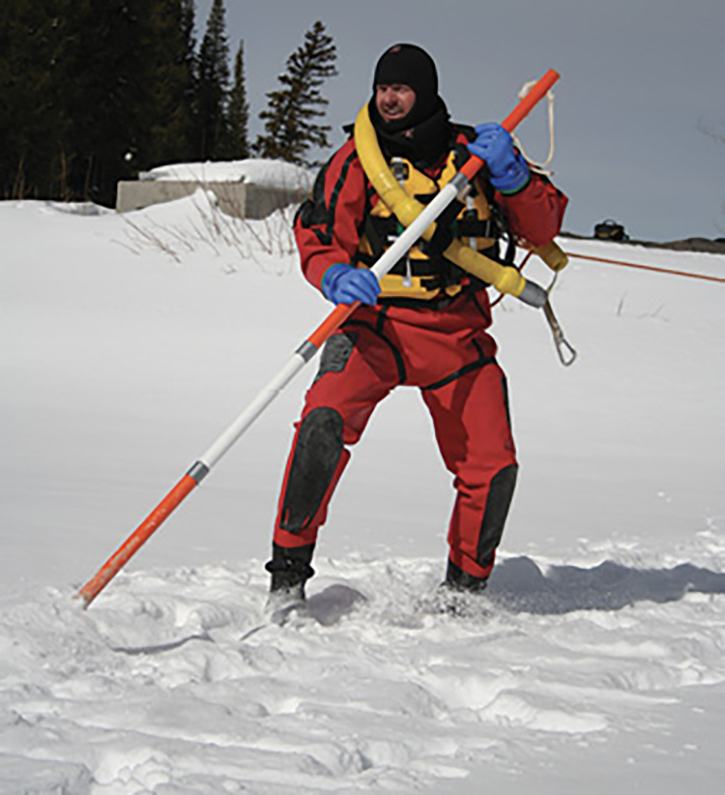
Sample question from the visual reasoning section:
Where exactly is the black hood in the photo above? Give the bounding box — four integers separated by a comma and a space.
370, 44, 453, 165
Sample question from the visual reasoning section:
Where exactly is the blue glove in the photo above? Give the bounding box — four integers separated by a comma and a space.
322, 263, 380, 306
468, 122, 530, 194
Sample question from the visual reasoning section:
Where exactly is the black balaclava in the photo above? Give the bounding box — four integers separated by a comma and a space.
369, 43, 452, 166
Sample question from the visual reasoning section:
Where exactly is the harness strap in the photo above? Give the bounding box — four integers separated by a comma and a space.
420, 340, 496, 391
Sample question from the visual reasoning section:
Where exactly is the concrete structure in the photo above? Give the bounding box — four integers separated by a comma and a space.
116, 178, 308, 219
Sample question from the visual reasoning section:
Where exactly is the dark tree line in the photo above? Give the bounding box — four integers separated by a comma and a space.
0, 1, 336, 205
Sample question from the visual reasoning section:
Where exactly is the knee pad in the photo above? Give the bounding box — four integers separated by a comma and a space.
314, 332, 356, 383
477, 464, 518, 565
280, 407, 345, 533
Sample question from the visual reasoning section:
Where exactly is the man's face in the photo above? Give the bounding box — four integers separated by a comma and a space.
375, 84, 416, 124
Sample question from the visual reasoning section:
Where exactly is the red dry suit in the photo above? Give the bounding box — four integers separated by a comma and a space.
272, 128, 567, 581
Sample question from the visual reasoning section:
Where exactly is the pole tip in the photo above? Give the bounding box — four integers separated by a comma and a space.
74, 588, 93, 610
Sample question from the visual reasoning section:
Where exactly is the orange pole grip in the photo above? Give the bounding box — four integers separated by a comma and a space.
460, 69, 560, 181
306, 301, 359, 349
501, 69, 560, 132
77, 474, 199, 607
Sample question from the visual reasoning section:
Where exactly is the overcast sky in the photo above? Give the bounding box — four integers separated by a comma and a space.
196, 0, 723, 242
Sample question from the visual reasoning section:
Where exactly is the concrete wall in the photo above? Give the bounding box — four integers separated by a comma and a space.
116, 180, 307, 219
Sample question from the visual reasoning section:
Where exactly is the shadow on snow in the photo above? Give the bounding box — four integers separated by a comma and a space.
487, 556, 725, 614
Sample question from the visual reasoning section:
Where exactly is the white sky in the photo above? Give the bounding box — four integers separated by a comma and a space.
197, 0, 724, 242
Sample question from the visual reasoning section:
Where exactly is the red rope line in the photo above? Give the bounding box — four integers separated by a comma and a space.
566, 251, 725, 283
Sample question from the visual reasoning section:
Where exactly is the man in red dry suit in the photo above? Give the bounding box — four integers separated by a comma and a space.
264, 43, 567, 609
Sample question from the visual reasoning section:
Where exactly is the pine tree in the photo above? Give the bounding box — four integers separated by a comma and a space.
254, 20, 337, 166
1, 0, 208, 203
195, 0, 230, 160
220, 40, 250, 160
146, 0, 198, 167
0, 0, 76, 199
60, 0, 159, 204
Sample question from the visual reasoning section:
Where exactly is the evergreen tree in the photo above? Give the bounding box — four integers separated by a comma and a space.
146, 0, 198, 167
179, 0, 197, 72
0, 0, 203, 203
254, 21, 337, 166
220, 40, 250, 160
195, 0, 230, 160
60, 0, 159, 204
0, 0, 76, 199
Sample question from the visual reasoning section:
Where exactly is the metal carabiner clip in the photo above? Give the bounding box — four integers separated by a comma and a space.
543, 273, 577, 366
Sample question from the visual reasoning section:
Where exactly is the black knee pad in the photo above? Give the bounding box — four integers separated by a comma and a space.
314, 332, 356, 383
477, 464, 518, 565
280, 407, 344, 533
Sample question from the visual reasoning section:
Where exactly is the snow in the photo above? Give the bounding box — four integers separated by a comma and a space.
145, 158, 314, 191
2, 181, 724, 793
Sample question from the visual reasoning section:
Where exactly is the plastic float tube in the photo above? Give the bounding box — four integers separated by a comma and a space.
353, 99, 568, 298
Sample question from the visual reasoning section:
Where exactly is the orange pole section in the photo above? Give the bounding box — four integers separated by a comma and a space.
568, 251, 725, 283
306, 301, 360, 350
501, 69, 560, 132
77, 474, 199, 607
460, 69, 560, 182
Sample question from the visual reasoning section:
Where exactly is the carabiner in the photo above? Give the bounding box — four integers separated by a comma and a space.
544, 300, 577, 366
544, 273, 577, 366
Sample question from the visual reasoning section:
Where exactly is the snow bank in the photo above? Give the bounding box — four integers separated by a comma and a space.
146, 158, 314, 191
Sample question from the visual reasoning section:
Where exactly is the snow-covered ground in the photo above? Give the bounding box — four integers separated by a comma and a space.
2, 189, 724, 794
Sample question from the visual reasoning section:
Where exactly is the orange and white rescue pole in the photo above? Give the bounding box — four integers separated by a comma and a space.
77, 68, 560, 607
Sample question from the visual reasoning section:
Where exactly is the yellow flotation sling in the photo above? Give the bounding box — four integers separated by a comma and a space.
352, 104, 568, 300
357, 151, 497, 299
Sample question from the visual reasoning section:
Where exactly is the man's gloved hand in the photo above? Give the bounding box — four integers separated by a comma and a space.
322, 263, 380, 306
468, 122, 530, 194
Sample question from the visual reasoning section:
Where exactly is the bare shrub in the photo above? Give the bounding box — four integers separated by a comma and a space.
116, 179, 302, 274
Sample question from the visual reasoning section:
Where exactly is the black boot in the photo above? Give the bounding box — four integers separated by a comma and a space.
426, 560, 490, 618
444, 559, 489, 593
264, 543, 315, 614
